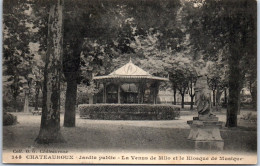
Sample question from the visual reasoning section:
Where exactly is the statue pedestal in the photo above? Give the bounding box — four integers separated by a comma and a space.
187, 119, 224, 151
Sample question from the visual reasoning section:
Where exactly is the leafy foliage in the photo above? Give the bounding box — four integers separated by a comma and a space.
3, 0, 256, 127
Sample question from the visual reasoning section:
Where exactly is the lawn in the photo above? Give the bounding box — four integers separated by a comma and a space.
3, 108, 257, 154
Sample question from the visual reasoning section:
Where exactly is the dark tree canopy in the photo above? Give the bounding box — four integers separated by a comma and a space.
3, 0, 257, 130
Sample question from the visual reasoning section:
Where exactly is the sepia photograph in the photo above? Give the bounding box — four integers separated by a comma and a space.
2, 0, 257, 164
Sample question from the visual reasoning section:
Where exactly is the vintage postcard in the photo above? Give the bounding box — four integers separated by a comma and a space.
2, 0, 257, 164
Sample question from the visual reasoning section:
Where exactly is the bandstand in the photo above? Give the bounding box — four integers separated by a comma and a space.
93, 59, 169, 104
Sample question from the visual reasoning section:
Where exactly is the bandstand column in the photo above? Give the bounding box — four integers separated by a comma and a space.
153, 90, 156, 104
118, 83, 121, 104
103, 82, 107, 103
138, 83, 141, 104
153, 88, 157, 104
153, 82, 159, 104
139, 82, 145, 104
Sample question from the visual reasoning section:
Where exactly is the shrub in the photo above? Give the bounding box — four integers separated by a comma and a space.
3, 112, 17, 126
240, 112, 257, 122
3, 99, 24, 112
79, 104, 180, 120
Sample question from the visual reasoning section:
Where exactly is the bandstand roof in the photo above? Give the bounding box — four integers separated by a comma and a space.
93, 59, 169, 82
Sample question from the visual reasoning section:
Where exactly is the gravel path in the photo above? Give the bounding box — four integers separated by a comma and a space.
3, 112, 257, 154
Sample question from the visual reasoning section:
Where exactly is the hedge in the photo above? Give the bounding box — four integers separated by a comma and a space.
79, 104, 180, 120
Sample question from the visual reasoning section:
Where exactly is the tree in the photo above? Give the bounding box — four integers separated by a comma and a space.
166, 0, 198, 109
3, 0, 49, 114
3, 0, 32, 111
246, 72, 257, 110
62, 0, 120, 126
244, 45, 257, 111
62, 2, 85, 127
35, 0, 65, 143
29, 53, 45, 111
80, 38, 112, 104
207, 57, 228, 111
63, 41, 81, 127
28, 2, 49, 111
70, 0, 181, 107
168, 62, 191, 109
187, 67, 197, 110
175, 68, 189, 109
186, 0, 256, 127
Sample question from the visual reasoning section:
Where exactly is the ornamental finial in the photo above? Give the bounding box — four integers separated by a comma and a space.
129, 57, 132, 63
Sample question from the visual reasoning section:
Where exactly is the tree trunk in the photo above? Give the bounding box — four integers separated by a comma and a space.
12, 74, 19, 112
250, 81, 257, 111
190, 95, 194, 110
224, 88, 227, 107
189, 81, 194, 110
237, 93, 241, 115
226, 87, 241, 127
13, 97, 18, 112
64, 77, 77, 127
212, 89, 216, 106
36, 0, 65, 144
173, 86, 177, 105
181, 93, 185, 108
23, 89, 29, 113
226, 58, 242, 127
215, 89, 223, 112
63, 49, 81, 127
35, 84, 40, 110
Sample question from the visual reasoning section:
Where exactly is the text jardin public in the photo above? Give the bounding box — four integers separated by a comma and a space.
13, 149, 243, 162
24, 155, 218, 161
24, 155, 187, 160
12, 154, 243, 162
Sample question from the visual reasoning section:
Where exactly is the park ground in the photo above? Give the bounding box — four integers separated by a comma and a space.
3, 107, 257, 155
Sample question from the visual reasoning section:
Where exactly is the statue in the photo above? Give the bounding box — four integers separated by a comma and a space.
194, 75, 217, 121
187, 65, 224, 151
